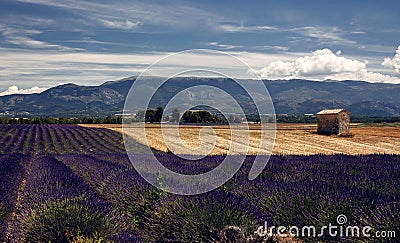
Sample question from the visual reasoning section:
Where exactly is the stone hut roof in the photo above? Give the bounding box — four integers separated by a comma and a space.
317, 109, 348, 115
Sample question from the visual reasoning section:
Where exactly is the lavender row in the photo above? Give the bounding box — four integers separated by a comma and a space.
7, 154, 137, 242
0, 154, 29, 241
57, 154, 160, 236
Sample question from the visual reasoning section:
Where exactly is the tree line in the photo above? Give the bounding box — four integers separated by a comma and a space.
1, 111, 397, 124
134, 107, 232, 124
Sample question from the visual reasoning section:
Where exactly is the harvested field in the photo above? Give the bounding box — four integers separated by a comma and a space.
81, 123, 400, 155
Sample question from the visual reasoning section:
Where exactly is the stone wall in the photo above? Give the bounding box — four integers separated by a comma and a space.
317, 111, 350, 135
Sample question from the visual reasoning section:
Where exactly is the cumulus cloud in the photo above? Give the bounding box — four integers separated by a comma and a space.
382, 45, 400, 73
0, 85, 47, 96
253, 48, 400, 83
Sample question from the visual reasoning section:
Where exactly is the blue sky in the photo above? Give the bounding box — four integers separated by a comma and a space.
0, 0, 399, 95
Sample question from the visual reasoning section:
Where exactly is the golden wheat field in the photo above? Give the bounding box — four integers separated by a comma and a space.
81, 123, 400, 155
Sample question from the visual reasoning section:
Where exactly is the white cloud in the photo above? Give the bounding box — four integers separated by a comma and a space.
208, 42, 289, 52
254, 45, 289, 51
0, 85, 47, 96
219, 24, 277, 32
382, 45, 400, 73
98, 19, 140, 30
350, 31, 366, 34
0, 26, 82, 51
14, 0, 219, 31
207, 42, 242, 50
326, 69, 399, 83
20, 16, 54, 26
291, 26, 355, 44
63, 37, 123, 46
253, 48, 400, 83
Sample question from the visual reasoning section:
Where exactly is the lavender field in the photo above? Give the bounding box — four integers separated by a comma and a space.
0, 124, 399, 242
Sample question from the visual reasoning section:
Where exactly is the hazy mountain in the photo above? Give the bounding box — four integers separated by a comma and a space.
0, 77, 399, 117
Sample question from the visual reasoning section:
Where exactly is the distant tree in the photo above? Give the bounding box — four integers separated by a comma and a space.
155, 107, 164, 122
104, 116, 122, 124
82, 117, 94, 124
197, 110, 213, 123
181, 110, 227, 123
144, 107, 163, 123
145, 109, 155, 123
181, 111, 195, 123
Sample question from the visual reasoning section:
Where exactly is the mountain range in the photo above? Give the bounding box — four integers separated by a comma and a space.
1, 77, 399, 117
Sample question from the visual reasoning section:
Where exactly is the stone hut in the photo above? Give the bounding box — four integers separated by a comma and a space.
317, 109, 350, 135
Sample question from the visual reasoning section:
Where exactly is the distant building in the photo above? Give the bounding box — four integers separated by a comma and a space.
317, 109, 350, 135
